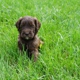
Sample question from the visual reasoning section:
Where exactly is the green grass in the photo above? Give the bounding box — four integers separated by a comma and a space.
0, 0, 80, 80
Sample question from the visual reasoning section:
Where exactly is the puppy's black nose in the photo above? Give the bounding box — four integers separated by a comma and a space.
22, 32, 29, 36
25, 33, 29, 36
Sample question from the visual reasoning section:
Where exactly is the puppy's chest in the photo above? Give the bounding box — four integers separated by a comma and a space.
25, 42, 33, 50
24, 41, 38, 50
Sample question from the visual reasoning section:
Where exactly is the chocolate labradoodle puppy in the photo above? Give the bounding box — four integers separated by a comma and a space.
15, 16, 43, 61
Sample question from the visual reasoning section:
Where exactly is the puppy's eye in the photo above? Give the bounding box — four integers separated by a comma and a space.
20, 24, 26, 29
21, 24, 25, 27
30, 25, 35, 28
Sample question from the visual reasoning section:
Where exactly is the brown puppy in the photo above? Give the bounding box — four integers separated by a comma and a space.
15, 16, 42, 61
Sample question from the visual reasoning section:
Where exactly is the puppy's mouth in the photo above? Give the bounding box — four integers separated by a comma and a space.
21, 36, 34, 40
21, 35, 34, 40
21, 33, 34, 40
25, 37, 29, 40
21, 30, 35, 40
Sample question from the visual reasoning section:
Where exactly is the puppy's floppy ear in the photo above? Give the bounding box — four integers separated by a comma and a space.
34, 18, 41, 34
15, 17, 23, 29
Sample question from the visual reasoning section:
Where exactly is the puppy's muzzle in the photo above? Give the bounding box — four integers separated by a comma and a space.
21, 29, 34, 40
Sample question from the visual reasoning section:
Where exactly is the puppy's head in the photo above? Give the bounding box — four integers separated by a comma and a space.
15, 16, 41, 40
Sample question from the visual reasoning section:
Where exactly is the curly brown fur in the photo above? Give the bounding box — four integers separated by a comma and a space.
15, 16, 42, 61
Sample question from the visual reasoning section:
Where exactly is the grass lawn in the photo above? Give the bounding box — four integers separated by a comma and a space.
0, 0, 80, 80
